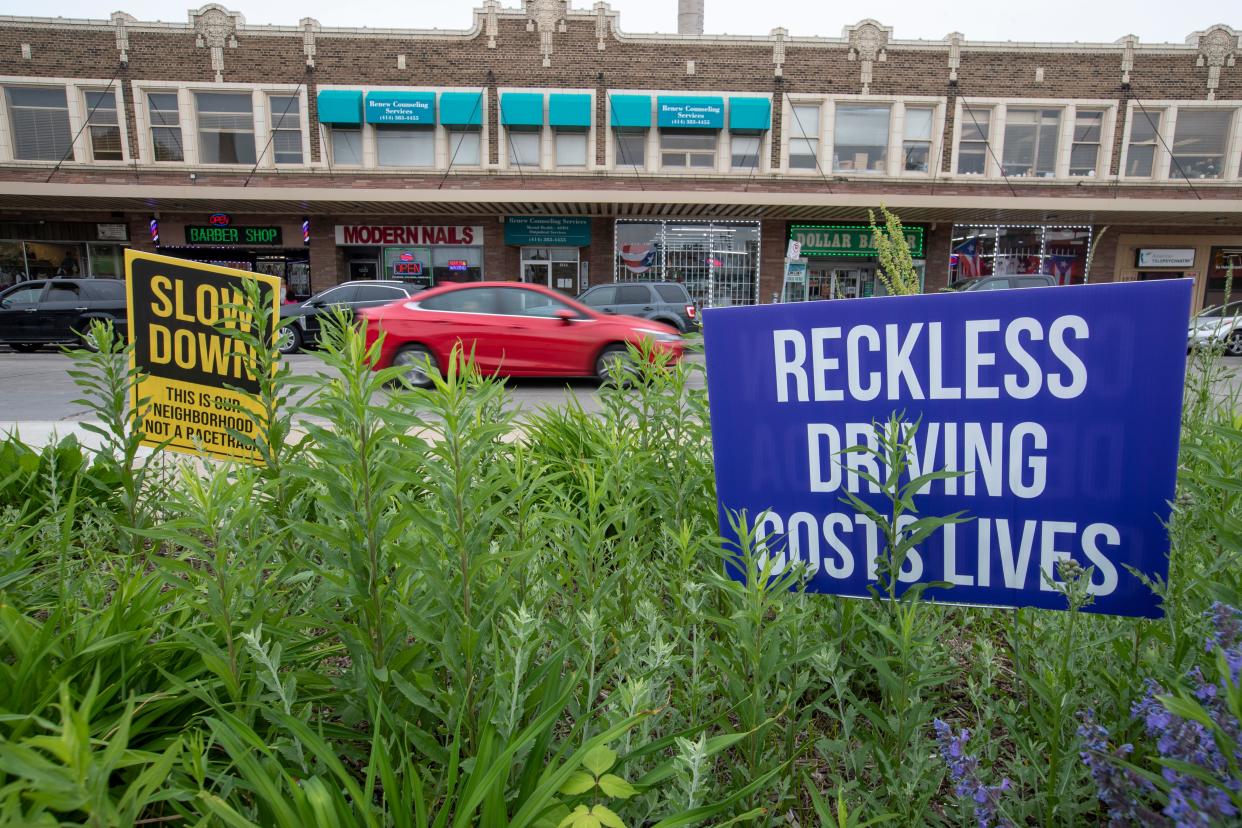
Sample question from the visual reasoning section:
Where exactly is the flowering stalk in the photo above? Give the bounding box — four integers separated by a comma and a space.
933, 718, 1013, 828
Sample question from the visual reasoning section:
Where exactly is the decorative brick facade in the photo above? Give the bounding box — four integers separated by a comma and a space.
0, 4, 1238, 307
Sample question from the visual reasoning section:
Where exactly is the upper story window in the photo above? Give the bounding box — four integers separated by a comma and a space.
195, 92, 255, 164
788, 104, 820, 170
615, 131, 645, 168
5, 86, 71, 161
1125, 109, 1161, 177
377, 125, 434, 167
147, 92, 183, 162
269, 95, 302, 164
1171, 109, 1234, 179
555, 132, 587, 168
449, 129, 481, 166
903, 107, 934, 172
329, 126, 361, 166
957, 106, 991, 174
732, 134, 761, 170
507, 130, 541, 168
85, 90, 122, 161
660, 129, 716, 169
1002, 108, 1061, 177
1070, 109, 1104, 177
833, 104, 889, 173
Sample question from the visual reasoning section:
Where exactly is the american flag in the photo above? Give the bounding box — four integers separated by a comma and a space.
619, 243, 656, 274
952, 238, 981, 278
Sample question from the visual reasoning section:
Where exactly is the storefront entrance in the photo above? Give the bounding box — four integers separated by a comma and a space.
521, 247, 581, 295
807, 263, 877, 300
158, 248, 312, 300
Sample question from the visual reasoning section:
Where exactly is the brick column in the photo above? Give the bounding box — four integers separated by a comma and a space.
127, 215, 156, 254
308, 216, 339, 292
588, 217, 613, 289
759, 218, 787, 303
923, 223, 952, 292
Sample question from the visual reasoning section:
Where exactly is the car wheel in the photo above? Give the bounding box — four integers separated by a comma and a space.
77, 322, 122, 353
595, 344, 633, 384
276, 324, 302, 355
1227, 330, 1242, 357
9, 343, 42, 353
393, 344, 440, 388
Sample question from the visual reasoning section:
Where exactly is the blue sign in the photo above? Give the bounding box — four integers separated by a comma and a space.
365, 92, 435, 125
657, 96, 724, 129
703, 280, 1192, 618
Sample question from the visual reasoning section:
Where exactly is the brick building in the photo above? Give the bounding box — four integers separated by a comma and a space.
0, 1, 1239, 311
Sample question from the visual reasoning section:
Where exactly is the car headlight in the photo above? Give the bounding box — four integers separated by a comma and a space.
634, 327, 682, 343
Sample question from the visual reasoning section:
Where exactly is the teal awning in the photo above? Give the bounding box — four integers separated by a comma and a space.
549, 93, 591, 129
500, 93, 544, 128
657, 96, 725, 129
439, 92, 483, 127
609, 95, 651, 129
365, 91, 435, 125
729, 97, 771, 132
316, 90, 363, 125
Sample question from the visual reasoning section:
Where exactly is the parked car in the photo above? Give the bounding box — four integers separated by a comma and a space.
278, 280, 423, 354
1188, 300, 1242, 356
577, 281, 699, 332
0, 278, 127, 352
359, 281, 684, 386
950, 274, 1057, 291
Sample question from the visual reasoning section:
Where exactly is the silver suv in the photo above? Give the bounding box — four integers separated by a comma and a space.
576, 282, 699, 332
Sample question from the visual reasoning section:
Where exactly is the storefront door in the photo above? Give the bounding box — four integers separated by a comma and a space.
348, 260, 379, 281
807, 264, 874, 299
521, 247, 580, 295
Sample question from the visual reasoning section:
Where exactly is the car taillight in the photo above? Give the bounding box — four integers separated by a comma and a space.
685, 305, 696, 318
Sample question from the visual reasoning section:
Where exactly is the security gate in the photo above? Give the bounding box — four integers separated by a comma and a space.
613, 219, 760, 308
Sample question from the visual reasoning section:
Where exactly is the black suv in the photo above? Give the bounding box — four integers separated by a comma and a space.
278, 280, 423, 354
0, 278, 127, 352
576, 281, 699, 332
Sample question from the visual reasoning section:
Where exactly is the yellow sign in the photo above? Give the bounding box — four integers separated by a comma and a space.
125, 250, 279, 463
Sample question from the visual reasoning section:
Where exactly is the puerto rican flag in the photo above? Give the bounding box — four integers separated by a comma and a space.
620, 243, 656, 274
952, 238, 981, 278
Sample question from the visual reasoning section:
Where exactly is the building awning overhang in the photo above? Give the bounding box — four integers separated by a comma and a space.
0, 182, 1239, 227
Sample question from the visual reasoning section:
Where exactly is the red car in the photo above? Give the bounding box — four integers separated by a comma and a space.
359, 281, 684, 385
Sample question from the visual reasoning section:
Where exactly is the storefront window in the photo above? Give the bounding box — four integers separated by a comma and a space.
432, 247, 482, 283
195, 92, 256, 164
833, 104, 890, 173
377, 126, 434, 167
383, 246, 432, 286
950, 225, 1091, 285
85, 90, 123, 161
1205, 246, 1242, 311
5, 86, 71, 161
1171, 110, 1234, 180
0, 242, 26, 289
614, 219, 760, 307
87, 244, 121, 278
23, 242, 85, 279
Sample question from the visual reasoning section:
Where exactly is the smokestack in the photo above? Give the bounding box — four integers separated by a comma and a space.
678, 0, 703, 35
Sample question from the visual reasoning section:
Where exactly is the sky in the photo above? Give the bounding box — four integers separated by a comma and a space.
0, 0, 1236, 43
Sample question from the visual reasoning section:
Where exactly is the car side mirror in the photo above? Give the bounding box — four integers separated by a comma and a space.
0, 299, 8, 309
554, 309, 575, 324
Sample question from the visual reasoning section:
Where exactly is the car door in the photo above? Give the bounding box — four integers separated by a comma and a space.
0, 281, 47, 342
578, 285, 618, 315
492, 287, 598, 375
351, 284, 408, 313
413, 286, 510, 374
303, 284, 358, 341
612, 284, 656, 320
38, 281, 88, 342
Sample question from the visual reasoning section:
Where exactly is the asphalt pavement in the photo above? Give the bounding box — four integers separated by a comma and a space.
0, 348, 707, 423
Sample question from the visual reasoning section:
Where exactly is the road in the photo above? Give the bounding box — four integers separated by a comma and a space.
0, 350, 1237, 425
0, 349, 707, 423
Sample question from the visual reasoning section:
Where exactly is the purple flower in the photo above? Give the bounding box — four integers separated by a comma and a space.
1077, 709, 1168, 827
1206, 602, 1242, 686
933, 718, 1013, 828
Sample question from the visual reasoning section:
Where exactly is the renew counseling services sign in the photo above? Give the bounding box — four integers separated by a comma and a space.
703, 280, 1192, 618
125, 250, 279, 463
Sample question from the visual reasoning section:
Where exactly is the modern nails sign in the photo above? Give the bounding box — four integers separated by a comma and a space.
336, 225, 482, 246
703, 280, 1193, 618
657, 96, 724, 129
